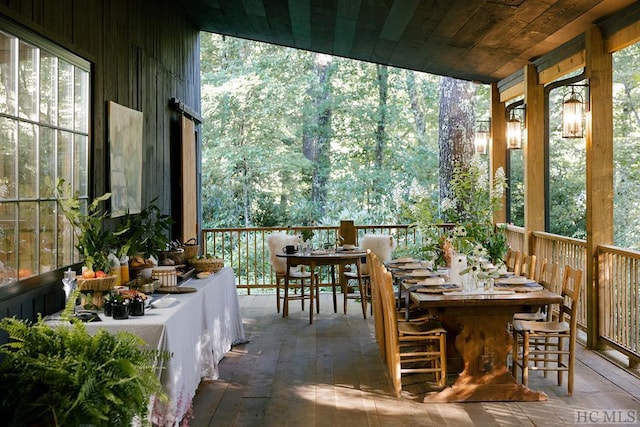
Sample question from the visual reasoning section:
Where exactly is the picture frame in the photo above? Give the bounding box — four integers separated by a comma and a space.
108, 101, 143, 217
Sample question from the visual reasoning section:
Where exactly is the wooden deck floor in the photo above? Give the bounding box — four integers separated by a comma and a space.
189, 293, 640, 426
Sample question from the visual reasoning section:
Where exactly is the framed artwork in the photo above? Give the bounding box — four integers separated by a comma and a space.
108, 101, 143, 217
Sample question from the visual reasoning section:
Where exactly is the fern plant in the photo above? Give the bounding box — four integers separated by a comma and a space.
0, 293, 170, 426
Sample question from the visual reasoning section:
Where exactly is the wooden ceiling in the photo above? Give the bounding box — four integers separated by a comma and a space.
184, 0, 636, 84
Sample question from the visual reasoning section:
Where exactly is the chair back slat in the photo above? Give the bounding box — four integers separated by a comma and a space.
368, 250, 386, 361
560, 265, 583, 328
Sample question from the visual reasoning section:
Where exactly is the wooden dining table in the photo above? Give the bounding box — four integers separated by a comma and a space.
277, 250, 366, 324
410, 287, 563, 402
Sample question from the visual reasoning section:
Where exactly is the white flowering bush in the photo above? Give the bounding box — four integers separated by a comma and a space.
403, 155, 509, 267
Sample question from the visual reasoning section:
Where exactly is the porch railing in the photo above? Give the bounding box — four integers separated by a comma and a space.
503, 225, 640, 365
201, 223, 640, 366
200, 224, 420, 290
597, 245, 640, 366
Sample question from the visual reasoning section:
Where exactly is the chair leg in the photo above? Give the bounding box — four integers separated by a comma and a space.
558, 336, 564, 387
522, 331, 530, 387
439, 334, 447, 387
315, 272, 321, 314
511, 329, 518, 379
300, 278, 305, 311
332, 271, 337, 313
343, 277, 349, 314
276, 276, 281, 313
568, 337, 575, 396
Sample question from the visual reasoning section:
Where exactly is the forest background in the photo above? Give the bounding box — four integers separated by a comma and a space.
199, 33, 640, 251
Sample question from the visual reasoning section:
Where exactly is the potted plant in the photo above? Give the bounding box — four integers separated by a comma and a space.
0, 290, 170, 426
56, 179, 122, 275
117, 199, 174, 270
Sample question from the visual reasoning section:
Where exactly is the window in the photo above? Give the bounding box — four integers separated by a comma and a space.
613, 42, 640, 250
0, 20, 90, 286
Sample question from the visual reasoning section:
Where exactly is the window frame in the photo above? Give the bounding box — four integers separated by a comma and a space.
0, 17, 91, 291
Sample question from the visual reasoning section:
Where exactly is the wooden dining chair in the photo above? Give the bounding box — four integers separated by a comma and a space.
368, 250, 387, 361
375, 256, 447, 397
343, 234, 395, 316
505, 248, 520, 272
511, 265, 583, 395
514, 253, 536, 279
513, 260, 559, 322
266, 233, 313, 314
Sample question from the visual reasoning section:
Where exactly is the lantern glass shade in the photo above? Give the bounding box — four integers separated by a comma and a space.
474, 127, 489, 155
506, 116, 522, 149
562, 89, 584, 138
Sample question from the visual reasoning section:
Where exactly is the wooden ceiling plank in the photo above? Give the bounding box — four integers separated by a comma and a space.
450, 2, 510, 49
333, 0, 361, 56
242, 0, 267, 18
310, 1, 338, 53
371, 38, 397, 64
288, 0, 312, 49
188, 0, 638, 83
263, 0, 295, 46
433, 0, 482, 39
350, 1, 389, 61
379, 0, 420, 42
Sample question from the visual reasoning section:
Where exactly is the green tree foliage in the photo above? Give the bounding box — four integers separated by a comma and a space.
613, 43, 640, 250
199, 34, 487, 228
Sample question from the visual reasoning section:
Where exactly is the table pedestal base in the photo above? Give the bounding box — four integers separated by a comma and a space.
424, 371, 548, 402
424, 307, 548, 402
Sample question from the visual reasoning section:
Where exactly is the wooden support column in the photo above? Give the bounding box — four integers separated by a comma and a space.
490, 83, 507, 225
585, 26, 613, 349
523, 64, 545, 254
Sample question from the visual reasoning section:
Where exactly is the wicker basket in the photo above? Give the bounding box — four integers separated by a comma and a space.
77, 275, 118, 291
187, 256, 224, 273
182, 238, 199, 259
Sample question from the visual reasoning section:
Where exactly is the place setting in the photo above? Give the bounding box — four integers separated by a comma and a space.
494, 276, 544, 292
405, 277, 461, 294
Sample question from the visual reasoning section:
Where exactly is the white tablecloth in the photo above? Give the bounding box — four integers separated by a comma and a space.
82, 267, 244, 425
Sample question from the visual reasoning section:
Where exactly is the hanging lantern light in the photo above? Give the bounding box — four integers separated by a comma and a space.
562, 86, 584, 138
474, 120, 490, 155
506, 109, 522, 149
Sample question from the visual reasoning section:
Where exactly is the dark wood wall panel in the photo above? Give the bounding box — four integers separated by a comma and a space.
0, 0, 201, 322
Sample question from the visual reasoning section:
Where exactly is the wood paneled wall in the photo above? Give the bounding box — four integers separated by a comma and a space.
0, 0, 201, 321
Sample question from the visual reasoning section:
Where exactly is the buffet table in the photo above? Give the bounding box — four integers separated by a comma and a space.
79, 267, 244, 425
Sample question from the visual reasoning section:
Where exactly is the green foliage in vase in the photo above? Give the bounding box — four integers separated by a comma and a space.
0, 295, 170, 426
56, 179, 123, 272
300, 229, 314, 242
116, 199, 174, 259
404, 156, 509, 266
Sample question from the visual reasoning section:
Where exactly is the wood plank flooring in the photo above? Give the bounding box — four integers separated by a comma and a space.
188, 293, 640, 426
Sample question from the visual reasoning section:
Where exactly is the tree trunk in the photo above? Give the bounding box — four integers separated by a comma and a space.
375, 64, 388, 169
371, 64, 389, 208
406, 70, 426, 144
438, 76, 476, 216
302, 54, 333, 221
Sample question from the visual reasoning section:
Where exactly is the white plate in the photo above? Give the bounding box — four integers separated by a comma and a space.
151, 297, 178, 308
391, 257, 414, 263
408, 270, 434, 277
311, 250, 328, 255
416, 277, 446, 286
496, 277, 536, 285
